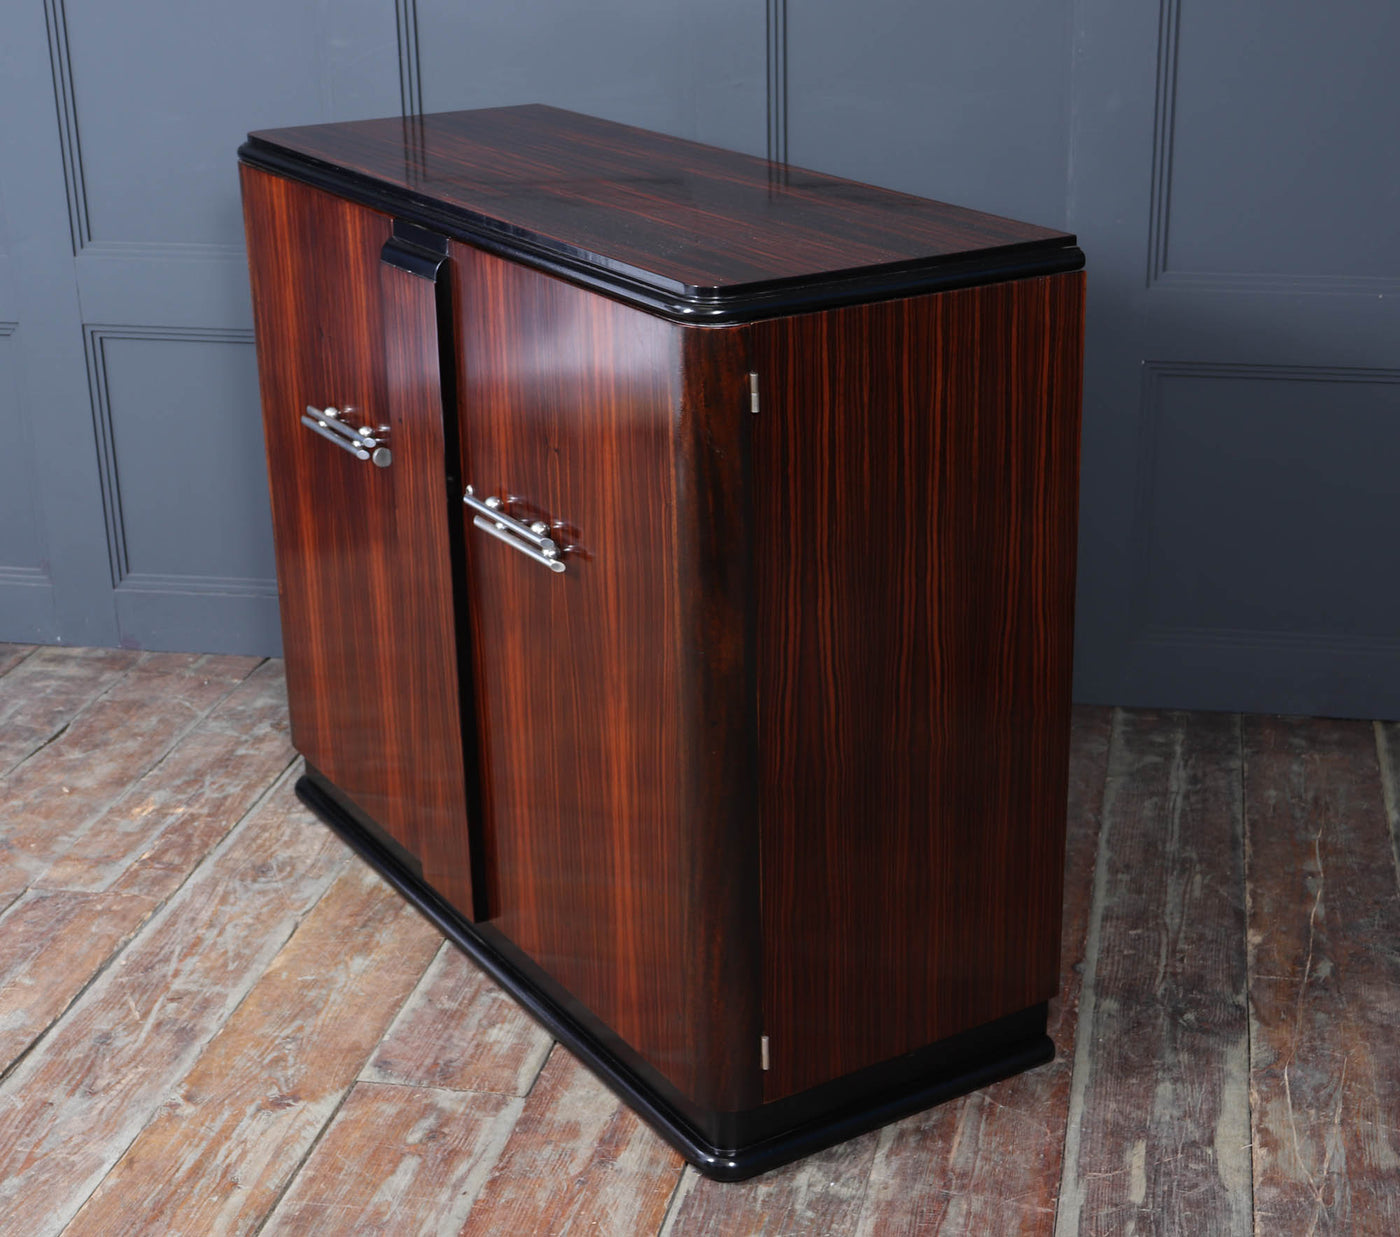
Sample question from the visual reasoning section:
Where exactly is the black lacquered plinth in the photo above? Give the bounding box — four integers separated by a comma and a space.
296, 768, 1054, 1181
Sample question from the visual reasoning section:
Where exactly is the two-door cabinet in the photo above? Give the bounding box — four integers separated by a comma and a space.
239, 105, 1085, 1179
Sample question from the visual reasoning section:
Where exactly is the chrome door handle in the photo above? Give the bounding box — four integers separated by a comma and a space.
464, 486, 567, 573
301, 406, 392, 467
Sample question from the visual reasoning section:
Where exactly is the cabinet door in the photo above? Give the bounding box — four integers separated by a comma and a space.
241, 168, 477, 918
449, 241, 761, 1109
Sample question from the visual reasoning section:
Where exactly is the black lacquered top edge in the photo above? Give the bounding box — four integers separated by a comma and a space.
239, 138, 1084, 324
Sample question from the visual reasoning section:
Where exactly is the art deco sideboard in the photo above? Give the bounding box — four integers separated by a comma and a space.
239, 104, 1085, 1179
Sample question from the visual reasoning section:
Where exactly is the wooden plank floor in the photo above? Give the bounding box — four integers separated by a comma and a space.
1, 646, 1397, 1235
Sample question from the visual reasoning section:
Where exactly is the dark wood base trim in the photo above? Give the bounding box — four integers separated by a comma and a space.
296, 768, 1055, 1180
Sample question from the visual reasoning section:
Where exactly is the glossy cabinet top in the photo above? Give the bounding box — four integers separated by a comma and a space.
242, 104, 1081, 322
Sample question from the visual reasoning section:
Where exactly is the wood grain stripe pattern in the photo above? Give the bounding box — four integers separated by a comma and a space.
240, 165, 402, 850
376, 240, 476, 917
851, 706, 1115, 1236
753, 273, 1085, 1099
667, 708, 1112, 1235
450, 241, 761, 1111
241, 167, 475, 912
248, 105, 1075, 297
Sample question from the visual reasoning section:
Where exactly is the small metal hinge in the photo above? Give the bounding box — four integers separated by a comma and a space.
760, 1035, 770, 1071
748, 371, 760, 415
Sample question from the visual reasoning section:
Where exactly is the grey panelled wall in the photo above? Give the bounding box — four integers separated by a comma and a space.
0, 0, 762, 657
0, 1, 404, 654
1, 1, 1397, 716
1068, 0, 1400, 717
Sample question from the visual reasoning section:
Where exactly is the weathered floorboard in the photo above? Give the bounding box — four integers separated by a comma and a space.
0, 653, 259, 889
0, 769, 348, 1237
1056, 709, 1252, 1236
0, 646, 145, 902
0, 888, 157, 1077
663, 1137, 879, 1237
64, 861, 442, 1237
0, 646, 138, 779
365, 941, 553, 1097
0, 845, 28, 911
461, 1048, 684, 1237
0, 663, 293, 1090
1247, 717, 1400, 1235
0, 643, 33, 677
845, 705, 1114, 1236
1382, 721, 1400, 887
37, 659, 294, 895
263, 1082, 522, 1235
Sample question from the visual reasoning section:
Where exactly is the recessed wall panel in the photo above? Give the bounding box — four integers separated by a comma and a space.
1141, 367, 1400, 639
1166, 2, 1400, 280
100, 335, 275, 586
0, 332, 45, 572
61, 1, 398, 247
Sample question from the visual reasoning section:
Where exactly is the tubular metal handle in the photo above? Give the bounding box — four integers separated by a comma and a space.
464, 486, 567, 573
302, 406, 392, 467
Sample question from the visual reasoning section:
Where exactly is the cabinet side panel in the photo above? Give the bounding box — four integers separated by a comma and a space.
451, 243, 756, 1108
754, 273, 1085, 1099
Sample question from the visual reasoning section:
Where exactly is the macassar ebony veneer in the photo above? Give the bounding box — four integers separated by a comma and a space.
239, 104, 1085, 1179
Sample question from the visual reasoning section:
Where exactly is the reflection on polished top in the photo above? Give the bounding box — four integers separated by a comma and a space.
241, 103, 1081, 320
